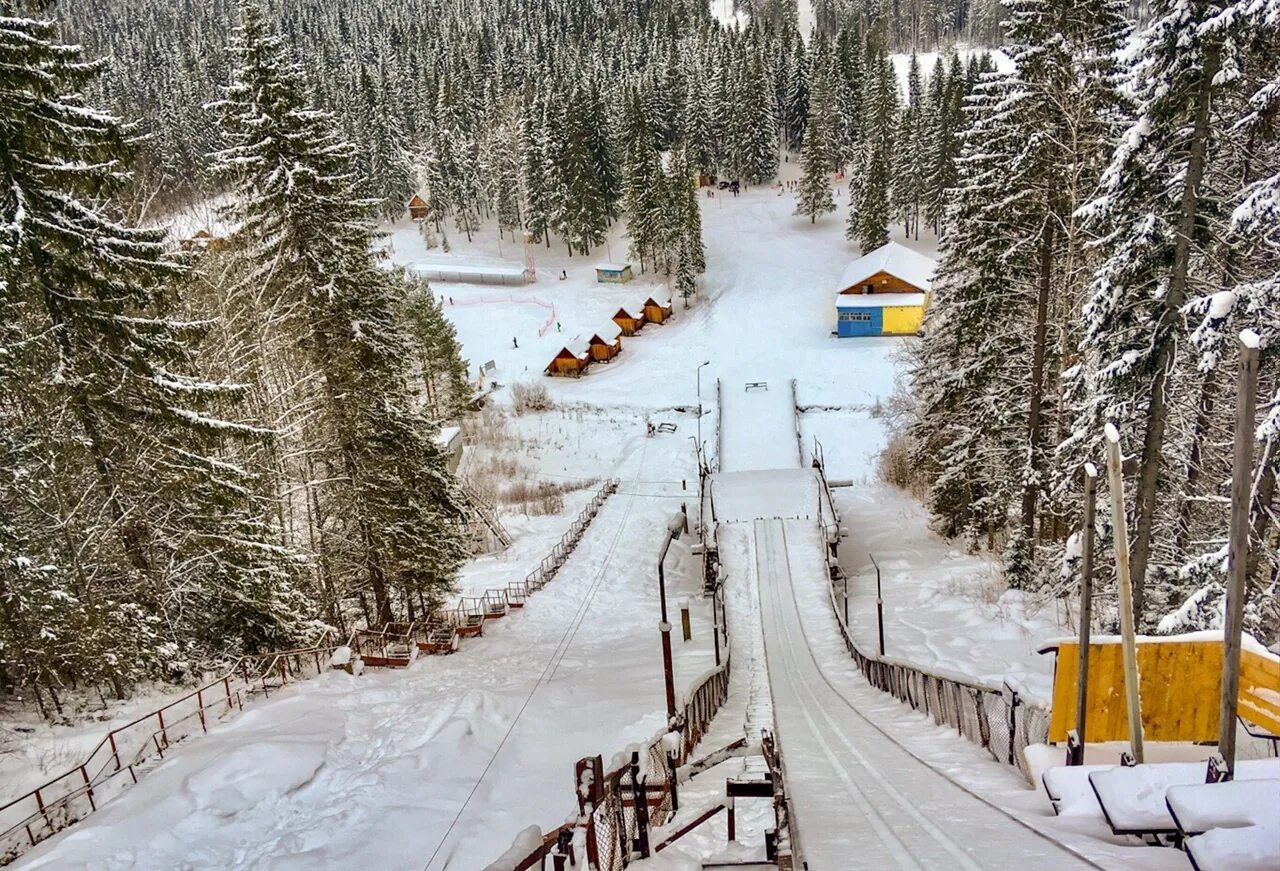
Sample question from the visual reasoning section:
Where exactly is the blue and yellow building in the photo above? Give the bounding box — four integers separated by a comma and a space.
835, 242, 935, 337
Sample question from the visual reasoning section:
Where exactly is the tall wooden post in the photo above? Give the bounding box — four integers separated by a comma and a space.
1219, 333, 1260, 779
1073, 463, 1098, 765
1105, 424, 1144, 764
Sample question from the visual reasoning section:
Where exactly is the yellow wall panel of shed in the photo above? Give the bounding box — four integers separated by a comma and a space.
1045, 640, 1280, 743
881, 305, 924, 335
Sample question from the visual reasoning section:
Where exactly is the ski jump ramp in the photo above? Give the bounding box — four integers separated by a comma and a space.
753, 517, 1092, 869
718, 378, 801, 472
713, 377, 1092, 869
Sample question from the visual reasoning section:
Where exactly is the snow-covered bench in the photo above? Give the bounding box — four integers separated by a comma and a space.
1041, 764, 1110, 816
1166, 778, 1279, 835
1088, 759, 1280, 839
1186, 822, 1280, 871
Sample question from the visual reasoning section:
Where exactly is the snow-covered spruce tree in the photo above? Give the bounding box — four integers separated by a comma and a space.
0, 10, 305, 701
833, 20, 866, 171
399, 279, 472, 422
892, 53, 926, 238
622, 89, 665, 272
209, 7, 466, 627
734, 51, 779, 185
520, 92, 553, 247
853, 38, 897, 252
794, 63, 837, 224
548, 86, 609, 256
909, 0, 1130, 588
1062, 0, 1280, 629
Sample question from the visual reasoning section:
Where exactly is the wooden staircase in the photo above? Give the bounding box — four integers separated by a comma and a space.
459, 482, 512, 552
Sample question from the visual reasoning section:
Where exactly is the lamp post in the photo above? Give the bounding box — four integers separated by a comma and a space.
696, 360, 710, 450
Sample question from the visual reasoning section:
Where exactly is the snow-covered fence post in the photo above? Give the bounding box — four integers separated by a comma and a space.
1104, 424, 1144, 764
1071, 463, 1099, 766
1218, 332, 1260, 780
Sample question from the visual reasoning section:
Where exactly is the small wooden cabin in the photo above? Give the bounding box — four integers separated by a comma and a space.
643, 295, 674, 325
612, 306, 647, 336
546, 338, 591, 377
588, 325, 623, 362
595, 263, 634, 284
179, 229, 224, 252
407, 194, 430, 221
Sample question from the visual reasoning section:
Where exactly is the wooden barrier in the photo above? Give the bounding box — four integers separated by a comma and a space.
1041, 636, 1280, 743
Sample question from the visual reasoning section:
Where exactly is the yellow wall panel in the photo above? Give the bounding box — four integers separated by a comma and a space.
881, 305, 924, 335
1045, 640, 1279, 743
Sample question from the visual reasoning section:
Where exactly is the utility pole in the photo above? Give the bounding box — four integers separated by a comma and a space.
1105, 424, 1144, 764
1218, 332, 1260, 779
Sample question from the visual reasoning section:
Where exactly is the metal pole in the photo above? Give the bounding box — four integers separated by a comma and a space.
696, 360, 709, 455
870, 553, 885, 657
658, 529, 679, 721
1105, 424, 1144, 764
1074, 464, 1098, 765
1219, 335, 1260, 779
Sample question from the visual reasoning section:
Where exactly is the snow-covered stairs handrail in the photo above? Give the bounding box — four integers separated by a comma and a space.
490, 516, 732, 871
0, 633, 339, 863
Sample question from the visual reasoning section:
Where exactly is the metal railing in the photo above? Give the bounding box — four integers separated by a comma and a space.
0, 635, 338, 864
492, 522, 732, 871
828, 596, 1048, 778
812, 450, 1047, 779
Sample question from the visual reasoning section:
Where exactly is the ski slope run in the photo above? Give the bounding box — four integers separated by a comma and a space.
753, 516, 1094, 870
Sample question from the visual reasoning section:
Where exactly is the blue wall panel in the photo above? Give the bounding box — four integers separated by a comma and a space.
836, 306, 882, 337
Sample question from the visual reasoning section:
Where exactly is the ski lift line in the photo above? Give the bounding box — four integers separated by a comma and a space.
774, 527, 1108, 871
423, 459, 639, 871
544, 436, 650, 684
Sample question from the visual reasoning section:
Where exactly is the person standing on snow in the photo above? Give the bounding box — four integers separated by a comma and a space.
512, 337, 518, 349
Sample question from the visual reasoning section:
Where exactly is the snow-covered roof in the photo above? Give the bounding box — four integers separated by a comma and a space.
644, 292, 672, 307
835, 292, 927, 308
591, 322, 622, 342
434, 426, 461, 450
837, 242, 936, 293
554, 336, 591, 357
595, 263, 630, 272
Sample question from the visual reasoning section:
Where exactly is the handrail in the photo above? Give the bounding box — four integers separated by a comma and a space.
1, 632, 337, 859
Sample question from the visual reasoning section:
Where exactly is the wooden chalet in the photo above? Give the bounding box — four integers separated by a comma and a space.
643, 294, 674, 324
407, 194, 430, 221
546, 337, 592, 377
835, 242, 936, 337
612, 306, 647, 336
588, 324, 623, 363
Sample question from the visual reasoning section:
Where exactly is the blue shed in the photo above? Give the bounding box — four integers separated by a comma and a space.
595, 263, 634, 284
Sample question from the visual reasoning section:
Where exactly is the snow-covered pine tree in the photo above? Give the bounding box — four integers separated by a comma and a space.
795, 57, 837, 224
854, 38, 897, 251
622, 89, 666, 272
209, 6, 466, 627
892, 53, 926, 238
399, 280, 473, 422
549, 86, 608, 256
1065, 0, 1279, 630
1, 9, 305, 699
735, 51, 779, 185
910, 0, 1130, 587
520, 91, 553, 247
